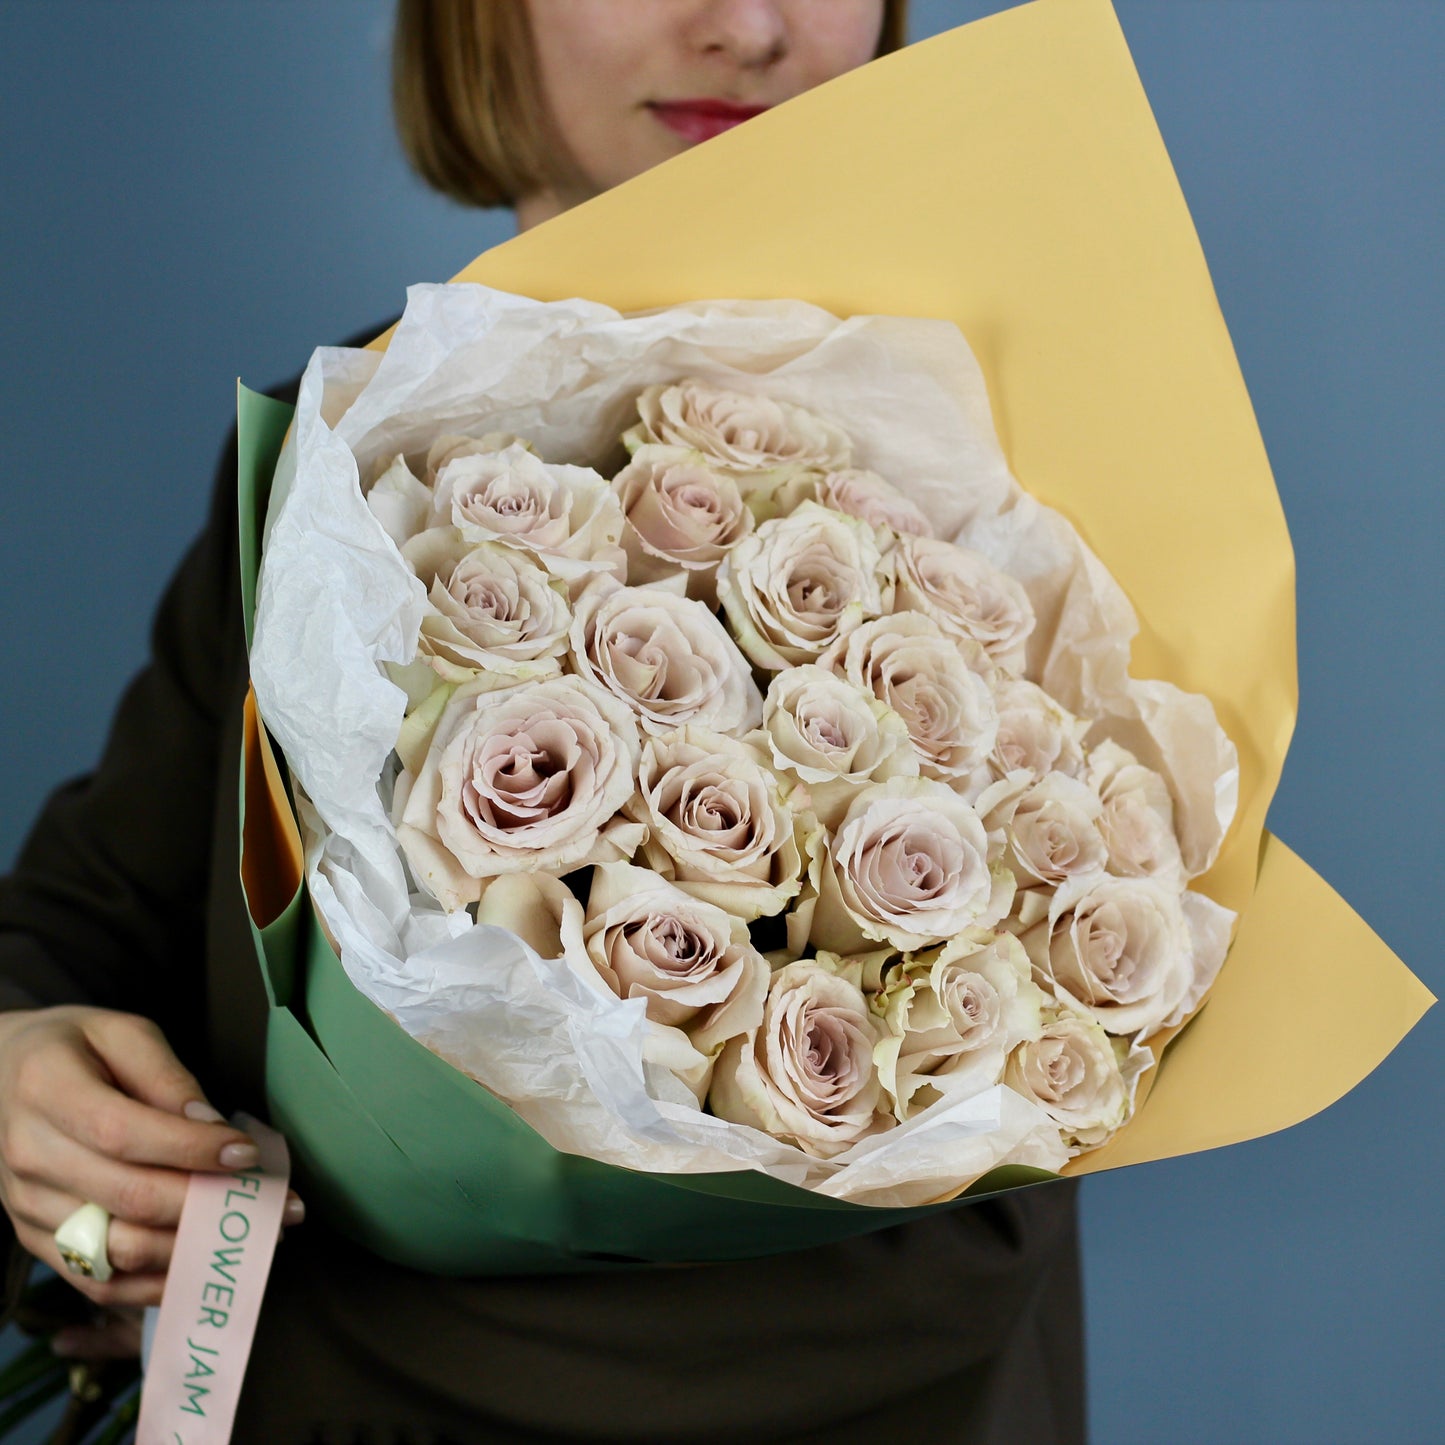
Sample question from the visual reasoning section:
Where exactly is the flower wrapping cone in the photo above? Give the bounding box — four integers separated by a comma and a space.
239, 0, 1431, 1273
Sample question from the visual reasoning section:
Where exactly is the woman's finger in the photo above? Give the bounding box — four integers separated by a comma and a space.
5, 1105, 305, 1230
14, 1216, 166, 1306
5, 1173, 178, 1274
11, 1120, 189, 1228
19, 1046, 258, 1174
78, 1011, 215, 1119
6, 1171, 303, 1285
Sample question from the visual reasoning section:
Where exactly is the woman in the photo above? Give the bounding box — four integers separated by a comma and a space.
0, 2, 1084, 1439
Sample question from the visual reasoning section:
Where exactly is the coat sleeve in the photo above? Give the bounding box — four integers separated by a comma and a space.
0, 410, 272, 1308
0, 315, 325, 1039
0, 323, 380, 1036
0, 418, 255, 1044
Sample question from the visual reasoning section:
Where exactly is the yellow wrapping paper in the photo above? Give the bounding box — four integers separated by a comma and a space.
346, 0, 1429, 1175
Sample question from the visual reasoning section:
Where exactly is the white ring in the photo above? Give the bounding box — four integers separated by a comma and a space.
53, 1202, 113, 1284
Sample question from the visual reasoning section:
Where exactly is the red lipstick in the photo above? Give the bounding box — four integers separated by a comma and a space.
648, 99, 770, 144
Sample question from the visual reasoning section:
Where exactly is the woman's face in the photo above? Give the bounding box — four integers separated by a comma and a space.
523, 0, 887, 206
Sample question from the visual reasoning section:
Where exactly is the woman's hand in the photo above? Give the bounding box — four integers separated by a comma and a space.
0, 1006, 304, 1317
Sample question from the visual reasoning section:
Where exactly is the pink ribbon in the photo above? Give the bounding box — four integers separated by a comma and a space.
136, 1114, 290, 1445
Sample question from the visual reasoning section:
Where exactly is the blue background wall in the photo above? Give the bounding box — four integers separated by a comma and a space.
1, 2, 1440, 1441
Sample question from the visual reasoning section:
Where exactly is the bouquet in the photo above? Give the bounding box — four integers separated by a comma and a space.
254, 294, 1240, 1210
234, 0, 1429, 1274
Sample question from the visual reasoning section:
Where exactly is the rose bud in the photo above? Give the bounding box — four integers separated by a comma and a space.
874, 931, 1047, 1122
821, 611, 998, 793
628, 727, 819, 921
760, 665, 918, 831
811, 466, 934, 540
624, 377, 852, 475
710, 960, 887, 1159
1005, 1012, 1141, 1153
393, 673, 641, 909
568, 580, 762, 738
1086, 739, 1187, 890
611, 444, 753, 604
428, 442, 626, 593
400, 531, 571, 683
716, 502, 891, 671
1026, 874, 1194, 1039
892, 535, 1036, 674
563, 862, 769, 1101
988, 678, 1088, 782
976, 771, 1109, 924
806, 776, 1014, 955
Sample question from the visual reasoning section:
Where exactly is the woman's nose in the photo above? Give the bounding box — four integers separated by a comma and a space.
689, 0, 789, 69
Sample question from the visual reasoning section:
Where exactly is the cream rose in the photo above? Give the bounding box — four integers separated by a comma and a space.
874, 931, 1047, 1122
976, 771, 1108, 911
429, 443, 626, 590
568, 580, 762, 738
716, 502, 890, 671
611, 445, 753, 602
1027, 874, 1194, 1038
821, 611, 998, 790
760, 665, 918, 830
709, 960, 886, 1159
366, 452, 433, 550
811, 467, 934, 539
628, 727, 818, 921
473, 870, 583, 962
400, 530, 571, 682
807, 776, 1015, 954
394, 673, 641, 909
1005, 1012, 1135, 1152
1087, 740, 1187, 890
892, 536, 1036, 674
989, 678, 1088, 782
423, 431, 530, 482
567, 863, 768, 1098
625, 378, 852, 475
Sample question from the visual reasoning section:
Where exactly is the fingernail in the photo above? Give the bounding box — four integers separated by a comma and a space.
283, 1196, 306, 1225
219, 1142, 260, 1170
184, 1100, 226, 1124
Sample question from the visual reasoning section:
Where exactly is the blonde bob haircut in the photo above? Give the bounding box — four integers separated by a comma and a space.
394, 0, 910, 209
